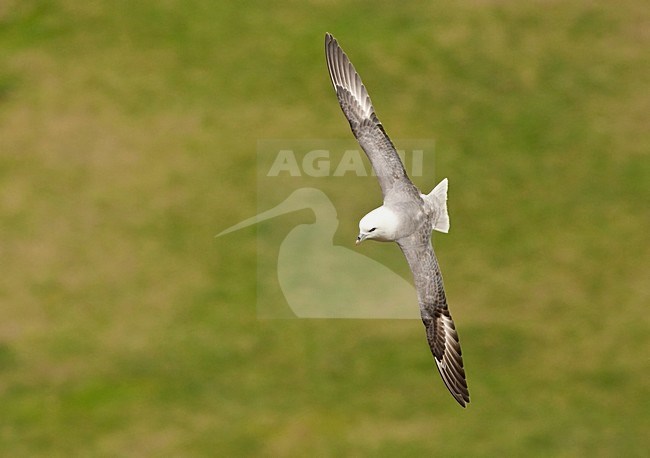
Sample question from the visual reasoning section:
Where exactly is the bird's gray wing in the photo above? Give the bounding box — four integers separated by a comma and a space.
325, 33, 419, 201
397, 232, 470, 407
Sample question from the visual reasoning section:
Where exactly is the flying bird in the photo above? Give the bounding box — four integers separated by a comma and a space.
325, 33, 470, 407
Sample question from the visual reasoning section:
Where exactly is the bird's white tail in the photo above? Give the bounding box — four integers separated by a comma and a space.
427, 178, 450, 233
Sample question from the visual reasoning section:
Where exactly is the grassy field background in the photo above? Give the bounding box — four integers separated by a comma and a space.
1, 0, 648, 455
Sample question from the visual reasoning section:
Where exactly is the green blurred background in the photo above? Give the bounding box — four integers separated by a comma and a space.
1, 0, 648, 455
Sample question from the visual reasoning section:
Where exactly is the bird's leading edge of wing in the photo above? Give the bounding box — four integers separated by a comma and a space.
325, 33, 417, 200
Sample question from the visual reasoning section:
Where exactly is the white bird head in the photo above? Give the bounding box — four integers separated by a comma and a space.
356, 206, 399, 245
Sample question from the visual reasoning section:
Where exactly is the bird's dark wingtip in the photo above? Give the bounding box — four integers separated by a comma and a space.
325, 32, 338, 47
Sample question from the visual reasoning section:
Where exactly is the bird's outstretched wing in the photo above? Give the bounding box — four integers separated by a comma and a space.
325, 33, 419, 201
397, 233, 470, 407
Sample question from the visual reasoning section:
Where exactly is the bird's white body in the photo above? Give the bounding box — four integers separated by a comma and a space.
358, 177, 450, 244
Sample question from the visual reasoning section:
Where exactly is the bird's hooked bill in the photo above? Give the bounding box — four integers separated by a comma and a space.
355, 234, 366, 245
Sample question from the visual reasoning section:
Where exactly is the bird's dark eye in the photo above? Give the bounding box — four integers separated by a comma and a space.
369, 228, 376, 232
